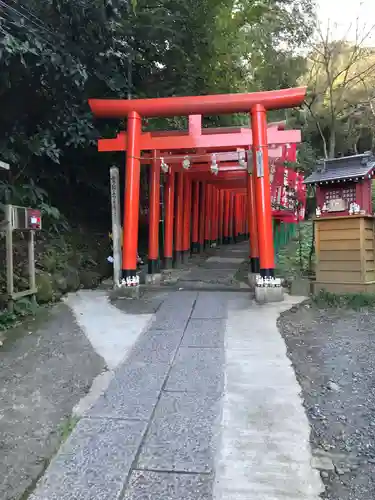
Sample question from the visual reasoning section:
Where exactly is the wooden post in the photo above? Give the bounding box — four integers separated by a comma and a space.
191, 181, 200, 253
164, 170, 175, 269
110, 166, 122, 286
28, 230, 37, 308
148, 150, 161, 275
198, 182, 206, 252
5, 204, 14, 312
174, 172, 184, 266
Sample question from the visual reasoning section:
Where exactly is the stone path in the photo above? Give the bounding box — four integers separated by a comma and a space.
27, 244, 323, 500
166, 244, 250, 290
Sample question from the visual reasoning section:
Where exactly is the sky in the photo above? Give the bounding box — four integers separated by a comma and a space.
317, 0, 375, 43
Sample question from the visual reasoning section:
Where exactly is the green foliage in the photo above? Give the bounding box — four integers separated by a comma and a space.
0, 0, 316, 232
58, 415, 79, 444
0, 297, 37, 331
312, 290, 375, 310
276, 221, 314, 278
299, 24, 375, 159
0, 310, 18, 330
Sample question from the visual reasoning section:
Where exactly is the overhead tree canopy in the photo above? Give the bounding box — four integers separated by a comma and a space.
298, 20, 375, 159
0, 0, 316, 222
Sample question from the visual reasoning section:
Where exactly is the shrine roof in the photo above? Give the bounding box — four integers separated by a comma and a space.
304, 152, 375, 184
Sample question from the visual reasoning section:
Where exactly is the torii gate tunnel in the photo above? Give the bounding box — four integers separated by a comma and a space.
89, 87, 307, 286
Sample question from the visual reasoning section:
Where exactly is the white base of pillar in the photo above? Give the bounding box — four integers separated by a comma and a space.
255, 285, 284, 304
248, 272, 260, 288
110, 285, 140, 299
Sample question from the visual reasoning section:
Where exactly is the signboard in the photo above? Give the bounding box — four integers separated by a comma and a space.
255, 149, 264, 178
110, 167, 122, 285
327, 198, 347, 212
270, 165, 306, 223
6, 205, 42, 231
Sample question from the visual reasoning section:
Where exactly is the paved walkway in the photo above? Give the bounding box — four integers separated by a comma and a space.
29, 244, 323, 500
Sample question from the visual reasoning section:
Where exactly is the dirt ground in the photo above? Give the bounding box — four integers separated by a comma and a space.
278, 302, 375, 500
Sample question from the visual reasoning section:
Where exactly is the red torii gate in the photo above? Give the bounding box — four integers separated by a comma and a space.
89, 87, 306, 287
98, 118, 301, 273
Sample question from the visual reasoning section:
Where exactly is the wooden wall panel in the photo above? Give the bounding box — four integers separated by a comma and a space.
319, 229, 359, 241
316, 270, 362, 283
318, 250, 362, 261
314, 215, 375, 293
319, 240, 361, 251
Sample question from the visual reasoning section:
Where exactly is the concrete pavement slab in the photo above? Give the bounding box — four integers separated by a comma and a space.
213, 295, 324, 500
180, 269, 237, 283
206, 257, 244, 264
123, 471, 213, 500
158, 290, 198, 309
149, 295, 195, 331
181, 318, 226, 347
201, 261, 242, 270
165, 347, 224, 394
127, 327, 183, 364
29, 418, 146, 500
137, 391, 222, 473
89, 361, 170, 420
191, 292, 229, 319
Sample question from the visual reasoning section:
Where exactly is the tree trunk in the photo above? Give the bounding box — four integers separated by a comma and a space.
329, 128, 336, 158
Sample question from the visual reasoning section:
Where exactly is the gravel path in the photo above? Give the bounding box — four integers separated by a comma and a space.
278, 303, 375, 500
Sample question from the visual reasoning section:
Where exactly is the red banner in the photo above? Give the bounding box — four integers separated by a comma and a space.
270, 144, 306, 223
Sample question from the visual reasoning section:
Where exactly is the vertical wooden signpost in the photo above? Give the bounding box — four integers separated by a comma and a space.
110, 166, 122, 286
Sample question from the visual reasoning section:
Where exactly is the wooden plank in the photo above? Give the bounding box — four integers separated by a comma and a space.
317, 260, 362, 272
313, 281, 375, 294
360, 217, 365, 282
320, 239, 361, 251
365, 250, 374, 261
11, 288, 38, 300
364, 228, 374, 241
363, 219, 375, 231
319, 229, 359, 241
318, 250, 361, 261
316, 218, 361, 232
365, 271, 375, 282
316, 270, 362, 282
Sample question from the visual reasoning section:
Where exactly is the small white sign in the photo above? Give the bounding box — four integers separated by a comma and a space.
327, 198, 347, 212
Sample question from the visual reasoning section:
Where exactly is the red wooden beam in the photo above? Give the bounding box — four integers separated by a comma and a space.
191, 171, 247, 181
142, 147, 282, 164
181, 163, 246, 173
89, 87, 306, 118
132, 119, 286, 138
98, 129, 301, 152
